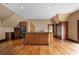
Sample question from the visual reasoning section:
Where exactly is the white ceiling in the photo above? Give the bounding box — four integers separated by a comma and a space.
3, 3, 79, 19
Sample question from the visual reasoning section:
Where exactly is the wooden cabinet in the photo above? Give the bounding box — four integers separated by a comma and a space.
15, 21, 27, 38
14, 28, 20, 39
5, 32, 14, 40
25, 32, 52, 45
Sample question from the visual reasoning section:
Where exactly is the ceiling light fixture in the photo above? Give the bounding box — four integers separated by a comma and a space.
48, 7, 52, 9
20, 6, 24, 9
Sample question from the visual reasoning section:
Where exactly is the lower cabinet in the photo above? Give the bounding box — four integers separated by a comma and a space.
5, 32, 14, 40
25, 32, 51, 45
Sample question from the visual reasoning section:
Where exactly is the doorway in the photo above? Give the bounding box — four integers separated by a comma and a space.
48, 24, 53, 33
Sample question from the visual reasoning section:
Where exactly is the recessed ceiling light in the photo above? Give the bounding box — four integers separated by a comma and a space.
20, 6, 24, 9
48, 7, 52, 9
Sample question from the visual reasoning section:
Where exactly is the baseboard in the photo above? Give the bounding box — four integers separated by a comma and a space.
67, 38, 79, 43
0, 39, 8, 43
54, 35, 56, 37
54, 35, 58, 38
54, 35, 61, 39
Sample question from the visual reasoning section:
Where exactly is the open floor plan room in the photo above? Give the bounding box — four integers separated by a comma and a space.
0, 3, 79, 55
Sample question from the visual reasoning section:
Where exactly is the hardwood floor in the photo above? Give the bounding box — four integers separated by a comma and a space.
0, 38, 79, 55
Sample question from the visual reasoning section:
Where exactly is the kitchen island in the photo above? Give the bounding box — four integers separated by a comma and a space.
25, 32, 53, 45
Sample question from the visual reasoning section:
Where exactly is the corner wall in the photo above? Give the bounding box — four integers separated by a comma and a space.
68, 12, 79, 41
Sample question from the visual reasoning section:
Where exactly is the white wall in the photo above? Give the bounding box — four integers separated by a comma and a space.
0, 20, 5, 40
27, 19, 51, 32
0, 4, 14, 19
0, 20, 1, 27
68, 12, 79, 41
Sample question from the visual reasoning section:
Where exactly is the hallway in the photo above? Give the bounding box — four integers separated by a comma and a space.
0, 38, 79, 55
